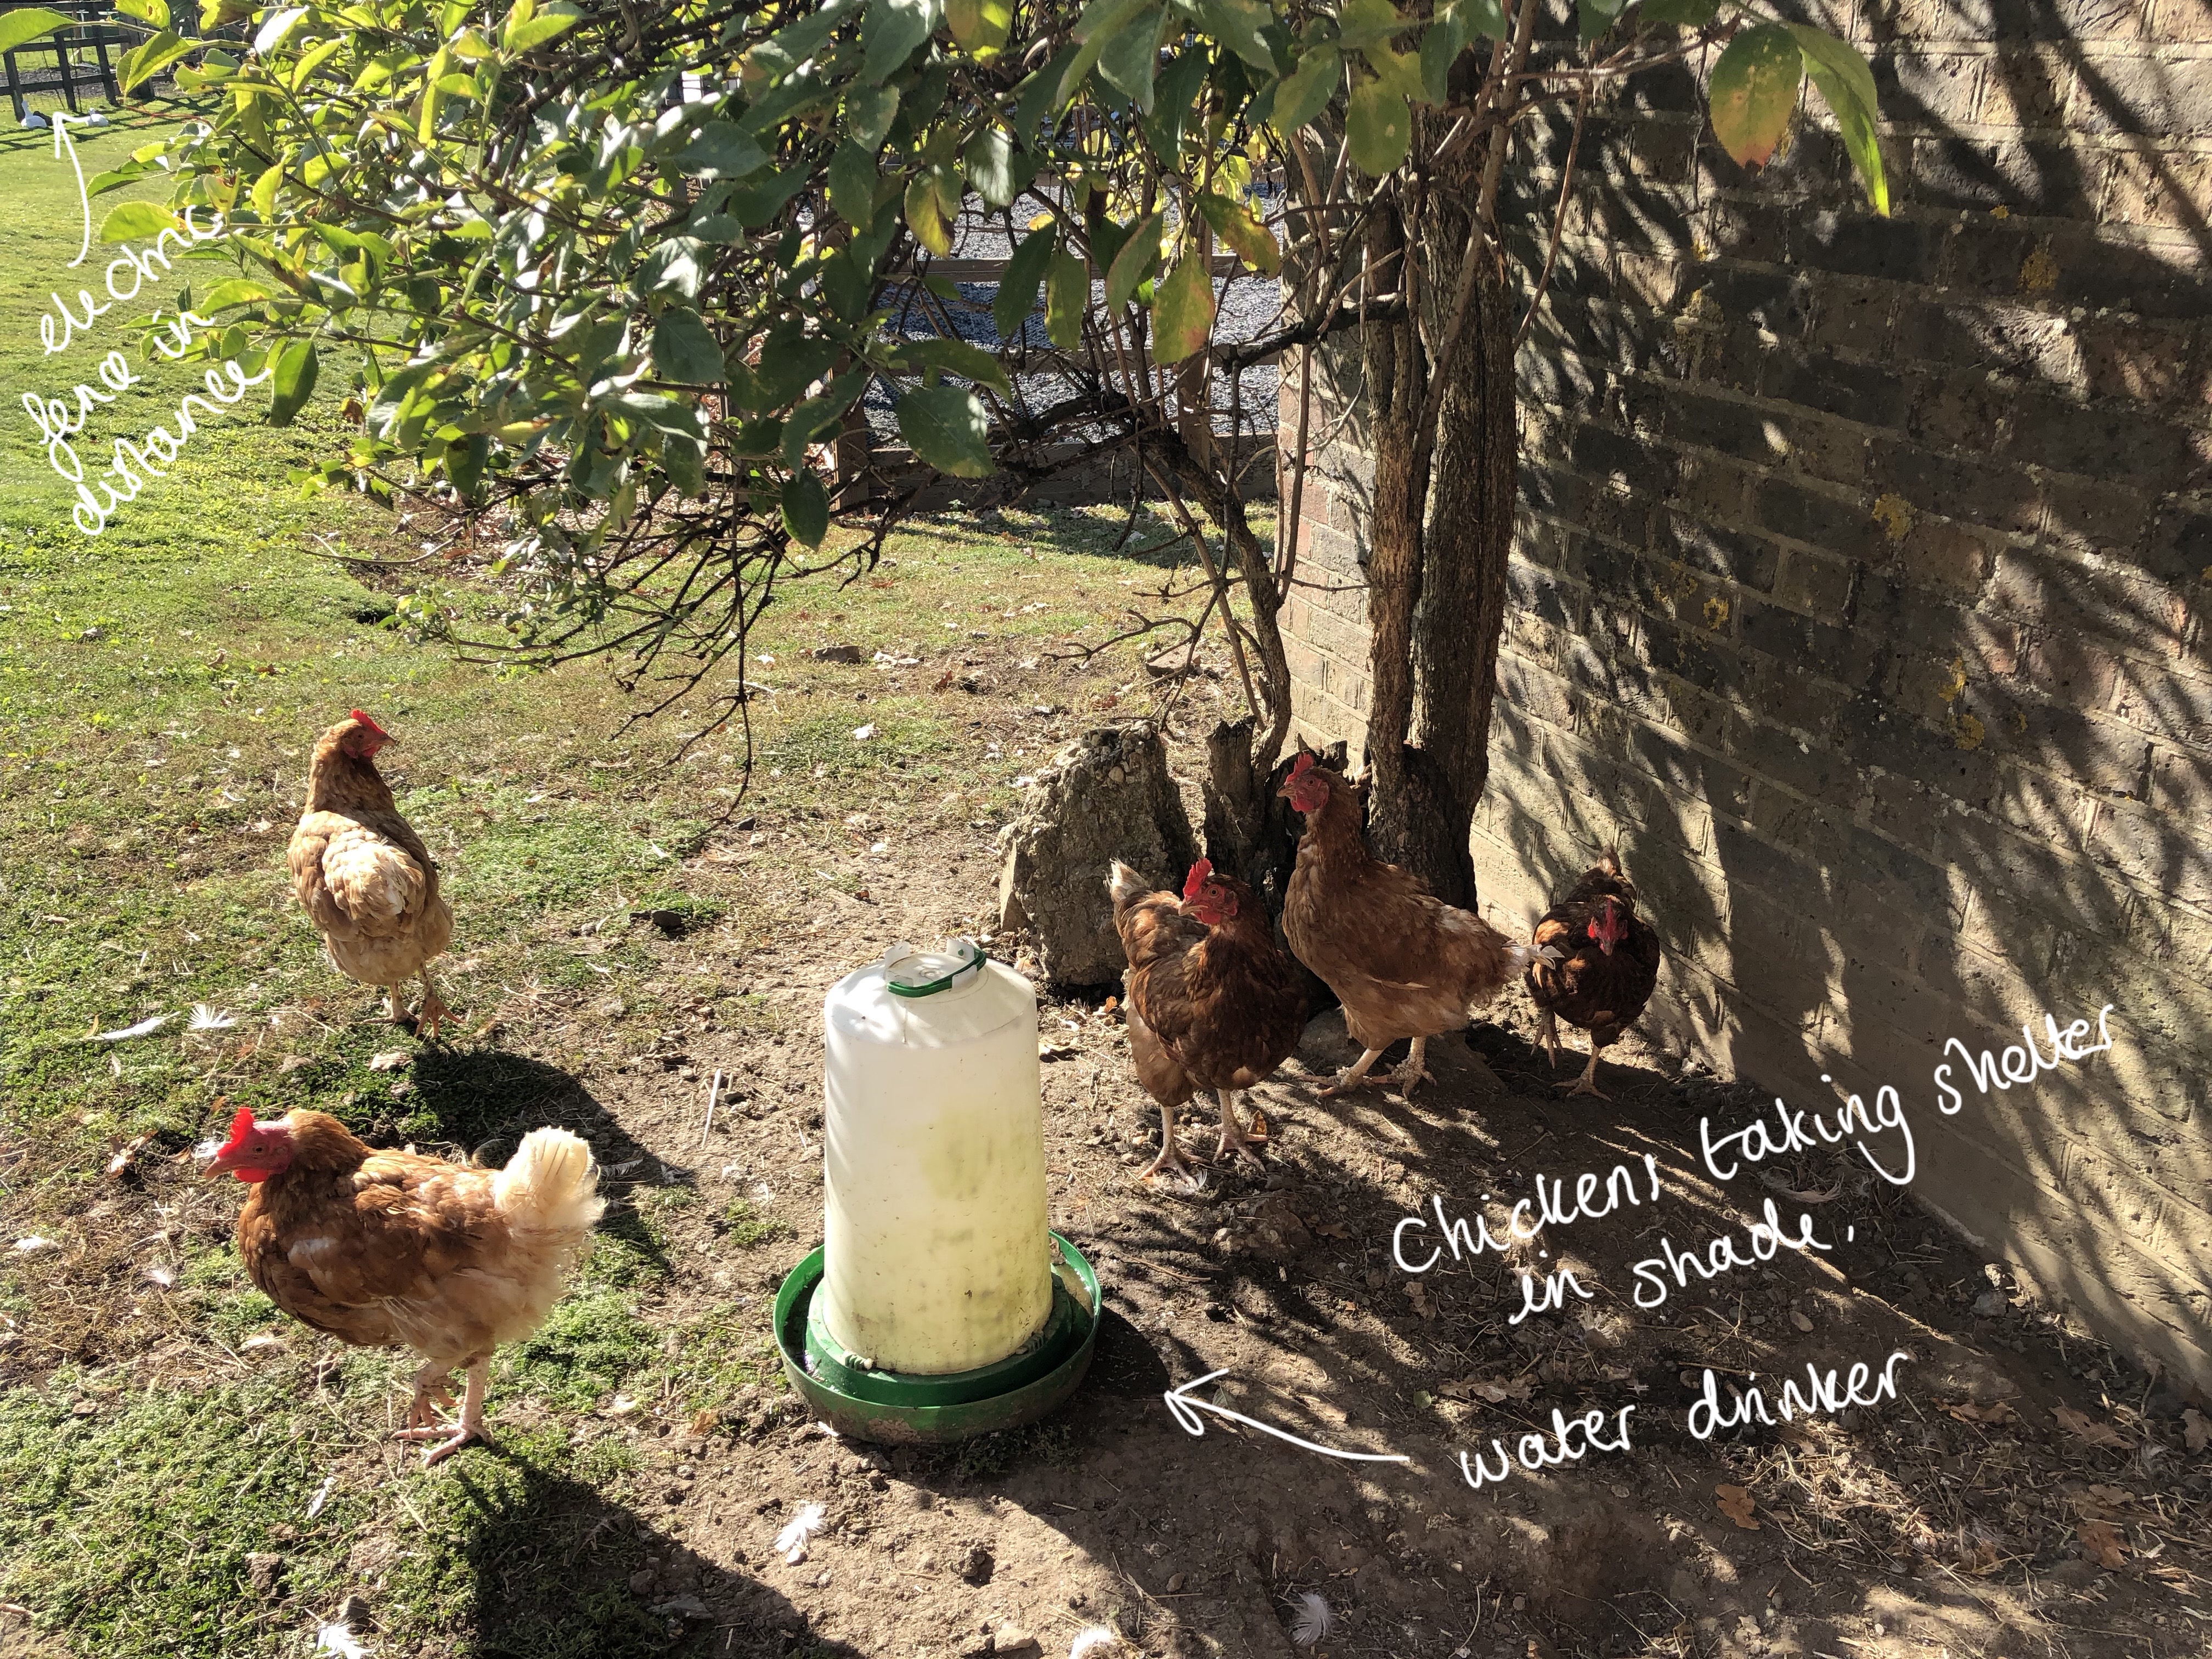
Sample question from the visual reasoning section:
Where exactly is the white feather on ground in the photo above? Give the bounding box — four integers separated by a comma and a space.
775, 1502, 827, 1564
91, 1013, 168, 1041
188, 1004, 238, 1031
1288, 1590, 1333, 1647
315, 1623, 370, 1658
1068, 1627, 1129, 1658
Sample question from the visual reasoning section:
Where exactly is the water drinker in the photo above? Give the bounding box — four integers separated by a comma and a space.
774, 939, 1100, 1442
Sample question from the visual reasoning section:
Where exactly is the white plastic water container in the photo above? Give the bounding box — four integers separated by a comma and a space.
819, 940, 1051, 1375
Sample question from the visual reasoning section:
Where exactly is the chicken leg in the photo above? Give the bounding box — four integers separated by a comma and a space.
1558, 1026, 1613, 1101
1140, 1103, 1208, 1193
396, 1355, 490, 1466
415, 970, 452, 1042
1318, 1047, 1389, 1097
399, 1361, 456, 1436
1214, 1090, 1266, 1176
1386, 1036, 1432, 1096
1534, 1009, 1561, 1070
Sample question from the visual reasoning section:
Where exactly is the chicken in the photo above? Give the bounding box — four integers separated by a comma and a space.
1525, 854, 1663, 1101
289, 710, 455, 1037
1279, 753, 1531, 1095
204, 1106, 605, 1464
1109, 857, 1306, 1189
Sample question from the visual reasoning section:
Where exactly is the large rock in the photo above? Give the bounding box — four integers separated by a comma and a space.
997, 723, 1200, 988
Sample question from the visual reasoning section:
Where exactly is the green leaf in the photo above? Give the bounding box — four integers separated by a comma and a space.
1045, 245, 1087, 348
1790, 24, 1889, 216
1195, 0, 1275, 71
1104, 210, 1161, 310
847, 84, 902, 151
1709, 25, 1802, 170
1198, 193, 1280, 276
729, 167, 809, 228
198, 277, 276, 310
1577, 0, 1627, 42
782, 471, 831, 546
1151, 255, 1214, 364
673, 122, 769, 179
1058, 0, 1151, 107
1336, 0, 1405, 49
994, 225, 1057, 339
897, 337, 1011, 396
651, 308, 724, 385
267, 340, 319, 426
1419, 4, 1471, 104
662, 432, 704, 497
898, 383, 995, 478
1639, 0, 1718, 22
1014, 44, 1080, 136
98, 200, 180, 243
963, 126, 1022, 208
1096, 1, 1164, 113
1143, 47, 1210, 156
1461, 0, 1508, 37
945, 0, 1010, 55
1365, 44, 1424, 105
504, 0, 582, 49
830, 143, 879, 228
862, 0, 939, 83
114, 0, 170, 29
118, 30, 196, 94
1271, 46, 1339, 135
0, 6, 72, 53
1345, 76, 1410, 176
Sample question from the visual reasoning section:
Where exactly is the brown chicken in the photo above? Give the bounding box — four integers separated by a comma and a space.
1280, 753, 1531, 1095
1525, 854, 1663, 1100
205, 1106, 605, 1464
289, 710, 455, 1037
1109, 857, 1307, 1189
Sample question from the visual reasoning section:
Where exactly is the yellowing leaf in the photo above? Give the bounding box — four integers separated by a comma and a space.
944, 0, 1009, 54
1198, 193, 1279, 276
1708, 25, 1801, 170
904, 172, 952, 256
2052, 1404, 2132, 1450
1151, 255, 1214, 364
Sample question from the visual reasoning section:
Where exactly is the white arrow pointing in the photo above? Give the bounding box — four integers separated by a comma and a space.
1163, 1369, 1410, 1464
52, 110, 93, 268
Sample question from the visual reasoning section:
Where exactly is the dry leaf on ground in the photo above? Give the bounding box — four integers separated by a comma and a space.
2077, 1517, 2128, 1568
2183, 1407, 2209, 1453
1716, 1485, 1759, 1530
1941, 1399, 2020, 1426
2052, 1404, 2132, 1449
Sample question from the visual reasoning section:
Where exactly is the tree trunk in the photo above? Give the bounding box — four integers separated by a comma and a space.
1360, 202, 1516, 912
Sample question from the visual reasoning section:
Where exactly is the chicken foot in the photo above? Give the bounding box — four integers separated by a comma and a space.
1318, 1047, 1388, 1097
414, 970, 452, 1042
1139, 1103, 1209, 1194
399, 1361, 456, 1434
1557, 1029, 1613, 1102
395, 1355, 490, 1466
1534, 1009, 1561, 1069
1214, 1090, 1266, 1176
1386, 1036, 1432, 1096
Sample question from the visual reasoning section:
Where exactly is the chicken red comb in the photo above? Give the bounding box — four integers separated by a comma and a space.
1290, 752, 1314, 777
348, 708, 387, 736
1182, 858, 1215, 899
217, 1104, 256, 1153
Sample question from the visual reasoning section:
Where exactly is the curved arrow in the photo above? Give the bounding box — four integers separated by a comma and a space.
53, 111, 92, 268
1163, 1369, 1410, 1464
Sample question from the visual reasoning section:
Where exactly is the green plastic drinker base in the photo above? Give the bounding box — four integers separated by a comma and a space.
773, 1233, 1100, 1444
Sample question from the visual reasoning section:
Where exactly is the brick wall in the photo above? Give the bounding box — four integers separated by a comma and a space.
1279, 0, 2212, 1384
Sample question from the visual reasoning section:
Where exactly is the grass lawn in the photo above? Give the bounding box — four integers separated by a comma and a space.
0, 106, 1229, 1658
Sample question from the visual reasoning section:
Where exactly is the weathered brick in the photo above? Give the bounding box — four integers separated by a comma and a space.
1974, 50, 2078, 129
2022, 632, 2122, 709
2086, 797, 2212, 901
2103, 146, 2212, 230
1872, 51, 1987, 127
1909, 136, 2101, 217
1753, 476, 1892, 563
2002, 391, 2200, 481
1908, 366, 2012, 452
1871, 440, 2045, 535
2073, 55, 2212, 138
1893, 298, 2079, 381
1893, 516, 2000, 598
1794, 209, 1947, 285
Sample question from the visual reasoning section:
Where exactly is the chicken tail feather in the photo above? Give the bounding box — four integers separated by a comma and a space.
493, 1128, 607, 1236
1107, 860, 1147, 912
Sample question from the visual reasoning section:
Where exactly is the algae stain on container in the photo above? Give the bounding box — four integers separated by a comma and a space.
819, 939, 1051, 1376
